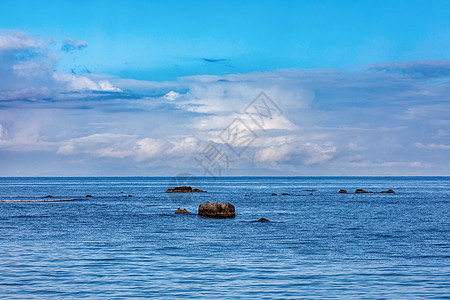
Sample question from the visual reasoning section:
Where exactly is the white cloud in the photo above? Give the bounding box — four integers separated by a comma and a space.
53, 72, 100, 91
414, 142, 450, 150
254, 142, 336, 166
98, 80, 122, 92
0, 124, 6, 139
52, 73, 122, 92
254, 145, 295, 164
135, 138, 171, 161
0, 30, 121, 100
0, 30, 41, 51
56, 134, 198, 163
164, 91, 181, 101
57, 133, 135, 158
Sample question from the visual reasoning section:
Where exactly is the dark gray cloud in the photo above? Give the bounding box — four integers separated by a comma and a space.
61, 38, 87, 52
203, 58, 228, 63
368, 60, 450, 77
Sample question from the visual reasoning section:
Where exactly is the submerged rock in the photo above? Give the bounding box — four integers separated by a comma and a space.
339, 189, 347, 193
380, 189, 395, 193
255, 217, 270, 222
175, 208, 191, 214
127, 195, 132, 197
198, 201, 235, 218
166, 186, 207, 193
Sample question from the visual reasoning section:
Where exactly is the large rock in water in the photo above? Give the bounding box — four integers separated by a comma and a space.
166, 186, 207, 193
198, 201, 235, 218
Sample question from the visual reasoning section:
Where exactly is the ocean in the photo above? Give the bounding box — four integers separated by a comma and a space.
0, 176, 449, 299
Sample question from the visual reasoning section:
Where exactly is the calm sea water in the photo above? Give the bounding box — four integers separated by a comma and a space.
0, 176, 449, 299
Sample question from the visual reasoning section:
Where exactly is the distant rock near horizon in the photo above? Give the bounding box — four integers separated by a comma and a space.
198, 201, 235, 218
380, 189, 395, 193
166, 186, 207, 193
355, 189, 373, 194
255, 218, 270, 222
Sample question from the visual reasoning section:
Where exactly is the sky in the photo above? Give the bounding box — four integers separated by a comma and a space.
0, 0, 449, 176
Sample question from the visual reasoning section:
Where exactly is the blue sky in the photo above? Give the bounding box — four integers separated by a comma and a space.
0, 0, 449, 176
2, 0, 449, 79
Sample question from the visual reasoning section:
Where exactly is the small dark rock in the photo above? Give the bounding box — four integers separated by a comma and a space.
339, 189, 348, 193
309, 193, 313, 195
127, 195, 132, 197
175, 208, 191, 214
281, 193, 290, 195
44, 195, 53, 198
85, 195, 93, 198
355, 189, 372, 194
166, 186, 207, 193
255, 217, 270, 222
380, 189, 395, 193
244, 194, 249, 196
198, 201, 235, 218
272, 193, 277, 196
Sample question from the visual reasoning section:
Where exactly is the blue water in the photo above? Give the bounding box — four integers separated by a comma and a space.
0, 176, 449, 299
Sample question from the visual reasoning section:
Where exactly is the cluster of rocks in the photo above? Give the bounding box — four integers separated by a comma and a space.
174, 201, 234, 218
339, 189, 395, 194
170, 186, 268, 221
166, 186, 207, 193
175, 201, 270, 222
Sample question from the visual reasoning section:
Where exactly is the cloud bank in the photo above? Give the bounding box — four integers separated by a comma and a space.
0, 30, 449, 176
